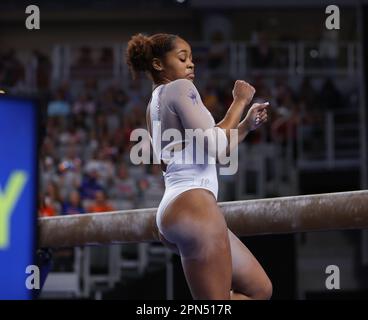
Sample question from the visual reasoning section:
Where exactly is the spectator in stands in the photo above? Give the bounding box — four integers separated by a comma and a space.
100, 86, 119, 111
125, 79, 144, 109
271, 91, 300, 145
110, 163, 138, 202
99, 139, 119, 162
84, 128, 99, 159
74, 46, 94, 68
135, 164, 165, 208
111, 125, 125, 151
87, 190, 114, 213
98, 47, 114, 68
79, 169, 104, 200
39, 194, 58, 217
44, 181, 62, 207
47, 88, 71, 117
83, 77, 99, 100
106, 107, 120, 134
39, 181, 61, 217
73, 92, 96, 115
94, 112, 109, 140
85, 149, 115, 189
61, 190, 86, 215
58, 152, 83, 200
112, 84, 129, 110
128, 162, 147, 181
40, 156, 59, 194
59, 123, 86, 146
121, 114, 136, 152
137, 176, 149, 203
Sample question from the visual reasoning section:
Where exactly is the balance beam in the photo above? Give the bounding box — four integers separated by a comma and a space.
38, 190, 368, 248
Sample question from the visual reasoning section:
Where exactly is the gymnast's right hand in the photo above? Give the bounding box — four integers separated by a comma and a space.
232, 80, 256, 106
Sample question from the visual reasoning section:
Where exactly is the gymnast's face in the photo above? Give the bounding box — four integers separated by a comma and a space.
154, 38, 195, 83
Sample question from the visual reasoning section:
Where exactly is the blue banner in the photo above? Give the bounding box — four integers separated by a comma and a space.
0, 97, 38, 299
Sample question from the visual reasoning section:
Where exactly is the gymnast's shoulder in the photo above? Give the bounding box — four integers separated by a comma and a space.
165, 78, 197, 93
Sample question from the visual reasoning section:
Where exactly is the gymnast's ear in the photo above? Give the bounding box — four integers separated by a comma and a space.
152, 58, 164, 72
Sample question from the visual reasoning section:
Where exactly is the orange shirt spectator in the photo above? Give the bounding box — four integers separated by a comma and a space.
39, 206, 57, 217
87, 190, 114, 213
39, 196, 58, 217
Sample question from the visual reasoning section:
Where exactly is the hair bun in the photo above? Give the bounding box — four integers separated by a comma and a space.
126, 33, 153, 77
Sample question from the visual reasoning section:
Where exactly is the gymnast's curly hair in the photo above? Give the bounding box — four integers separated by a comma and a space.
126, 33, 179, 80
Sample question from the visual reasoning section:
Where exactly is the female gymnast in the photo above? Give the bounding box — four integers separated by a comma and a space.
126, 33, 272, 300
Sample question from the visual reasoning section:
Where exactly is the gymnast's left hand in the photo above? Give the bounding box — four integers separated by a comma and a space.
243, 102, 270, 131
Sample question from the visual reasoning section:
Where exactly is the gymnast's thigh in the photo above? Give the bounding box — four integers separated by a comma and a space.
228, 229, 271, 295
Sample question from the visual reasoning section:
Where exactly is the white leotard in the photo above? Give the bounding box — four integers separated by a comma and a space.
146, 79, 228, 233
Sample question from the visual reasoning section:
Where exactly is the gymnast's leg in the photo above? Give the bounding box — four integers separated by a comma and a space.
158, 189, 232, 300
228, 229, 273, 300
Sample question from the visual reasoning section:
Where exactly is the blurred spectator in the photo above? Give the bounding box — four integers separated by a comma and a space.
121, 114, 136, 152
100, 86, 119, 111
79, 170, 104, 200
74, 46, 94, 68
112, 126, 126, 151
73, 92, 96, 115
99, 139, 119, 162
129, 162, 147, 181
84, 129, 99, 159
125, 80, 144, 108
94, 112, 109, 139
137, 164, 164, 207
44, 181, 62, 206
39, 195, 58, 217
58, 151, 83, 200
271, 94, 300, 145
59, 123, 86, 146
48, 88, 71, 116
83, 78, 99, 100
110, 163, 138, 202
98, 47, 113, 68
113, 85, 129, 109
87, 190, 115, 213
61, 190, 85, 215
85, 149, 115, 189
106, 107, 121, 134
39, 181, 61, 217
40, 156, 59, 194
